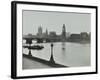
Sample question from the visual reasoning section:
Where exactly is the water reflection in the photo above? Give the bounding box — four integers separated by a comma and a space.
61, 42, 66, 54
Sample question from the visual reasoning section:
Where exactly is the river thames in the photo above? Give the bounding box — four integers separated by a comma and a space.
23, 41, 91, 69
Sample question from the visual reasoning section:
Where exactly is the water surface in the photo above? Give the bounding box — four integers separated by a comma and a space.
23, 42, 90, 67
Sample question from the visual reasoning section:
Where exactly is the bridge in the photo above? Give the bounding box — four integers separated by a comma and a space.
23, 35, 66, 43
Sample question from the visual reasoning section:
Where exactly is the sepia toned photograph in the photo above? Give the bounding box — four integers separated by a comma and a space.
22, 10, 91, 69
11, 1, 97, 79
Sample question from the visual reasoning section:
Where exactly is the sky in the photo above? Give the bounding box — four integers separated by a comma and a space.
23, 10, 91, 35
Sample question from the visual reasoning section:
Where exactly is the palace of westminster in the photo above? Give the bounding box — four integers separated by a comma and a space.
25, 24, 90, 43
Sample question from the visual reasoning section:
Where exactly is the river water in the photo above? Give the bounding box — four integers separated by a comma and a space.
23, 42, 90, 67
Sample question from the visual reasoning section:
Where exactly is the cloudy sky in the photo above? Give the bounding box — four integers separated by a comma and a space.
23, 10, 91, 35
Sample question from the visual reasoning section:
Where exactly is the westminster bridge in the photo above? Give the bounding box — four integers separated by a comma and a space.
23, 35, 67, 44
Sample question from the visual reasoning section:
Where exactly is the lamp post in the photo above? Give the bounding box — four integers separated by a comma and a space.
50, 43, 55, 63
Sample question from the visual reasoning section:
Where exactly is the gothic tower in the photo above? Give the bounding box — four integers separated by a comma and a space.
38, 26, 42, 36
62, 24, 66, 38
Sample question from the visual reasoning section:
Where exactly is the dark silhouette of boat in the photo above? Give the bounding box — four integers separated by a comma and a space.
23, 45, 44, 50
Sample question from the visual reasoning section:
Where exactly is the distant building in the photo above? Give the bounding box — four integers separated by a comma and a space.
69, 34, 81, 42
49, 31, 57, 37
37, 26, 43, 37
70, 34, 81, 39
66, 32, 70, 38
80, 32, 89, 40
49, 31, 58, 42
61, 24, 66, 38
